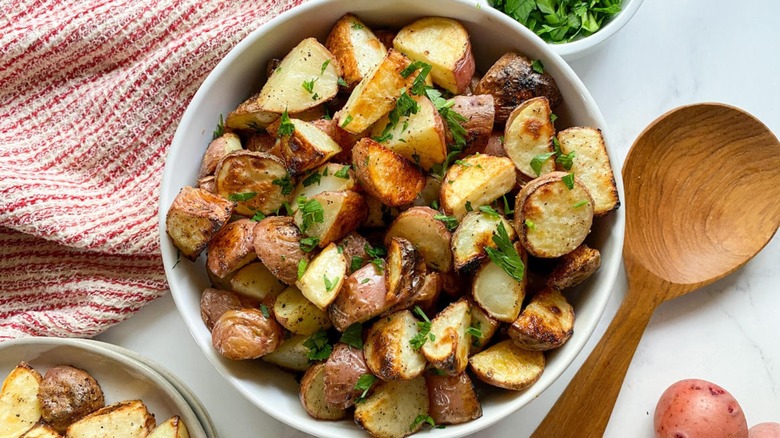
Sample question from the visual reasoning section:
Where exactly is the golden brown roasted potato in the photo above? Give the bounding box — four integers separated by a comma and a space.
273, 286, 332, 335
384, 237, 422, 309
197, 175, 216, 193
309, 118, 368, 164
556, 126, 620, 216
440, 153, 516, 220
385, 206, 453, 272
393, 17, 475, 94
449, 94, 495, 154
354, 376, 429, 438
336, 49, 415, 134
38, 365, 105, 434
547, 243, 601, 290
471, 242, 527, 323
293, 190, 367, 248
0, 362, 42, 437
19, 423, 62, 438
514, 171, 594, 258
328, 263, 388, 332
364, 309, 427, 381
244, 132, 279, 155
224, 92, 279, 131
206, 218, 257, 279
503, 96, 556, 179
253, 216, 310, 286
353, 138, 426, 207
323, 343, 370, 409
474, 52, 562, 124
425, 371, 482, 425
65, 400, 155, 438
255, 37, 341, 116
370, 94, 447, 171
451, 209, 516, 272
262, 334, 312, 373
228, 261, 287, 303
199, 132, 242, 178
468, 340, 545, 391
421, 299, 471, 375
214, 150, 290, 216
509, 287, 575, 351
467, 297, 500, 355
299, 363, 349, 421
267, 117, 342, 175
199, 288, 255, 331
325, 14, 388, 88
165, 186, 234, 260
211, 308, 283, 360
296, 242, 347, 310
289, 163, 359, 213
147, 416, 190, 438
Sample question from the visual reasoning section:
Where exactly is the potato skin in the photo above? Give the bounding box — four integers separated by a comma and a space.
200, 288, 256, 330
328, 263, 388, 332
206, 218, 257, 279
323, 343, 370, 409
211, 308, 283, 360
38, 365, 105, 434
749, 423, 780, 437
253, 216, 310, 285
165, 186, 234, 260
425, 371, 482, 425
352, 138, 426, 207
654, 379, 748, 438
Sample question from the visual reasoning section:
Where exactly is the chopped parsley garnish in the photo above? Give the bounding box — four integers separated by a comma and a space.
400, 61, 433, 96
212, 114, 225, 139
251, 211, 266, 222
323, 274, 339, 292
297, 258, 308, 280
410, 414, 443, 430
350, 256, 364, 273
430, 200, 440, 210
340, 114, 353, 128
365, 243, 387, 260
351, 21, 364, 30
320, 60, 330, 75
337, 77, 348, 87
354, 374, 377, 402
489, 0, 623, 44
530, 151, 557, 176
409, 306, 435, 350
299, 237, 320, 253
426, 88, 468, 148
550, 113, 558, 123
562, 172, 575, 189
531, 59, 544, 74
573, 199, 589, 208
433, 214, 458, 232
334, 165, 351, 179
502, 194, 515, 217
278, 110, 295, 136
297, 195, 324, 232
228, 192, 257, 202
361, 278, 370, 284
373, 90, 420, 143
556, 150, 576, 170
485, 222, 525, 282
340, 323, 363, 349
272, 173, 294, 195
303, 329, 332, 361
259, 304, 270, 319
466, 325, 483, 338
302, 170, 322, 187
525, 219, 536, 230
479, 205, 500, 218
302, 78, 318, 94
465, 200, 473, 212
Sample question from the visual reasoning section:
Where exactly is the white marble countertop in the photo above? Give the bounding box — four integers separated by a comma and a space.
97, 0, 780, 436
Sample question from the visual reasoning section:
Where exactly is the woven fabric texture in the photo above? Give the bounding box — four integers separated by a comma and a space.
0, 0, 307, 339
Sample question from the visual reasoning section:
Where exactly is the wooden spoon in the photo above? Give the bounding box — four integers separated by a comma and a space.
532, 103, 780, 438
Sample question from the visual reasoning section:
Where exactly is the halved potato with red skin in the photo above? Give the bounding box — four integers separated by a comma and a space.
323, 343, 371, 409
267, 117, 342, 175
393, 17, 476, 94
547, 243, 601, 290
289, 163, 359, 214
299, 363, 349, 421
214, 150, 290, 216
296, 242, 347, 311
328, 263, 388, 332
383, 237, 423, 309
425, 371, 482, 425
354, 376, 429, 438
293, 190, 368, 248
165, 186, 234, 260
385, 206, 453, 272
211, 308, 283, 360
451, 210, 516, 272
262, 334, 312, 373
448, 94, 495, 154
325, 14, 387, 88
352, 138, 426, 207
471, 242, 527, 323
273, 286, 332, 336
200, 288, 256, 331
206, 218, 257, 279
253, 216, 310, 286
199, 133, 242, 178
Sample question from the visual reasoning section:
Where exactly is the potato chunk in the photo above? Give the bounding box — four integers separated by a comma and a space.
262, 334, 312, 373
147, 416, 190, 438
547, 243, 601, 290
65, 400, 155, 438
206, 218, 257, 279
0, 362, 42, 437
509, 287, 575, 351
273, 286, 332, 335
296, 242, 347, 310
451, 209, 516, 272
468, 340, 545, 390
299, 363, 348, 421
440, 153, 516, 220
199, 132, 242, 178
214, 151, 290, 216
328, 263, 388, 332
323, 343, 370, 409
268, 117, 342, 175
293, 190, 367, 248
425, 371, 482, 425
38, 365, 105, 434
471, 244, 526, 323
352, 138, 426, 207
354, 376, 429, 438
503, 96, 556, 179
421, 299, 471, 375
165, 186, 234, 260
211, 308, 283, 360
253, 216, 310, 286
385, 206, 453, 272
364, 310, 427, 381
326, 14, 387, 88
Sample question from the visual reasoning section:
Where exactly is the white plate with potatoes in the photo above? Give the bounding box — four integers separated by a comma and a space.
0, 337, 212, 438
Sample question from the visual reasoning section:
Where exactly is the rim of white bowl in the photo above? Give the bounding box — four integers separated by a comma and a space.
159, 0, 626, 436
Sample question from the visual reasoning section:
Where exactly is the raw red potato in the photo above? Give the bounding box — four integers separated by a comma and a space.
654, 379, 748, 438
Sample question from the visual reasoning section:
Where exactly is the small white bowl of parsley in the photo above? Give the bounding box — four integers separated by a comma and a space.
488, 0, 644, 61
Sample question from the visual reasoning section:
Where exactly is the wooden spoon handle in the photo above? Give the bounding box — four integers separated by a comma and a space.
531, 276, 660, 438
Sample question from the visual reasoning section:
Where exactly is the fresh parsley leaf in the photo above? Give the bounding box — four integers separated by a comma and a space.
454, 159, 472, 167
354, 374, 377, 401
430, 199, 440, 210
323, 274, 339, 292
303, 329, 332, 361
302, 78, 317, 94
531, 59, 544, 74
485, 222, 525, 282
228, 192, 257, 202
302, 170, 322, 187
212, 114, 225, 139
466, 325, 483, 338
260, 304, 270, 318
320, 60, 330, 75
530, 151, 556, 176
479, 205, 500, 218
340, 323, 364, 349
562, 172, 575, 189
552, 136, 562, 155
573, 199, 589, 208
297, 196, 325, 233
365, 243, 387, 260
550, 113, 558, 123
337, 77, 348, 87
297, 258, 308, 280
340, 114, 353, 128
502, 194, 514, 217
272, 173, 294, 195
433, 214, 458, 232
465, 200, 473, 212
374, 90, 420, 143
410, 414, 440, 431
351, 21, 364, 30
299, 237, 320, 253
361, 278, 370, 284
278, 110, 295, 136
556, 150, 576, 171
334, 165, 351, 179
409, 306, 435, 350
350, 256, 364, 273
251, 211, 266, 222
525, 218, 536, 230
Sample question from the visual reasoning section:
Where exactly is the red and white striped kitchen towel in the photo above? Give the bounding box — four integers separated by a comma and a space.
0, 0, 307, 339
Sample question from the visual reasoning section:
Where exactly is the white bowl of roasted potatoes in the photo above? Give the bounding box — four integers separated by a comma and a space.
160, 0, 625, 436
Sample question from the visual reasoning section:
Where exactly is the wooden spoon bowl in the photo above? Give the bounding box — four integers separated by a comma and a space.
532, 103, 780, 437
